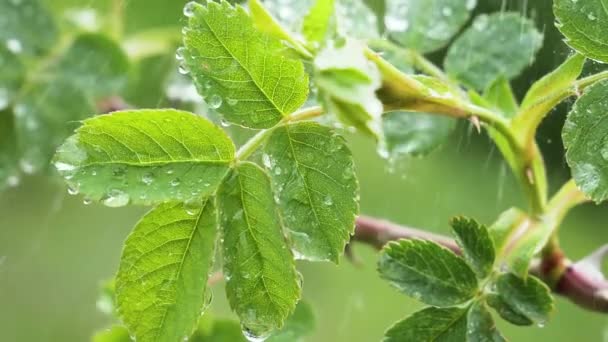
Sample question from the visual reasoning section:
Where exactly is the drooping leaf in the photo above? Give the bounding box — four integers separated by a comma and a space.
53, 109, 235, 206
384, 306, 468, 342
182, 1, 309, 128
554, 0, 608, 63
445, 12, 543, 90
450, 216, 495, 279
49, 33, 130, 97
467, 301, 506, 342
386, 0, 477, 53
563, 80, 608, 202
15, 80, 95, 174
219, 162, 301, 338
315, 39, 383, 138
116, 200, 219, 342
302, 0, 336, 46
486, 294, 533, 326
0, 0, 58, 56
0, 46, 25, 110
263, 122, 359, 262
495, 273, 554, 325
92, 325, 132, 342
382, 111, 455, 157
483, 76, 518, 118
378, 239, 478, 306
267, 301, 315, 342
0, 110, 19, 190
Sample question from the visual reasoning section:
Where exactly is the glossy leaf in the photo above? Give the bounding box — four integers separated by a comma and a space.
467, 301, 506, 342
382, 111, 455, 157
0, 0, 58, 55
563, 80, 608, 202
53, 109, 235, 206
302, 0, 336, 45
483, 76, 518, 118
378, 239, 478, 306
495, 273, 554, 325
386, 0, 476, 53
487, 294, 533, 326
384, 306, 468, 342
450, 216, 495, 279
554, 0, 608, 63
92, 326, 132, 342
182, 1, 309, 128
445, 12, 543, 90
116, 200, 219, 342
315, 39, 383, 138
219, 162, 300, 338
267, 301, 315, 342
263, 122, 359, 262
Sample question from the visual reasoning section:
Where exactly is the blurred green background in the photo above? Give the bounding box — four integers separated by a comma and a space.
1, 0, 608, 341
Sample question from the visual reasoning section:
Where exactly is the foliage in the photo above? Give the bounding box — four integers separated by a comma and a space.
2, 0, 608, 341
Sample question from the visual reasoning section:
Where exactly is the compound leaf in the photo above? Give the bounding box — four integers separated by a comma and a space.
486, 294, 533, 326
116, 200, 219, 342
450, 216, 496, 279
378, 239, 478, 306
219, 162, 300, 338
445, 12, 543, 90
384, 306, 468, 342
563, 79, 608, 202
467, 301, 506, 342
495, 273, 554, 325
182, 1, 309, 129
53, 109, 235, 207
554, 0, 608, 63
263, 122, 358, 263
386, 0, 477, 53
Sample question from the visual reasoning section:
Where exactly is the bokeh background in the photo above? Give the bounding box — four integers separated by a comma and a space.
1, 0, 608, 341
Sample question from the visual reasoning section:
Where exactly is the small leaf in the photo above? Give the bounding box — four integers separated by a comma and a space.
263, 122, 359, 262
267, 301, 315, 342
182, 1, 309, 128
487, 294, 533, 326
0, 46, 25, 109
495, 273, 554, 325
450, 216, 496, 279
563, 79, 608, 202
53, 109, 235, 206
92, 326, 132, 342
386, 0, 477, 53
467, 301, 506, 342
445, 12, 543, 90
378, 239, 478, 306
315, 39, 383, 138
554, 0, 608, 63
483, 76, 518, 118
382, 111, 455, 157
249, 0, 300, 48
488, 207, 528, 256
0, 0, 58, 55
302, 0, 336, 45
219, 162, 300, 338
384, 306, 468, 342
49, 34, 130, 97
116, 200, 219, 342
190, 318, 247, 342
504, 220, 553, 277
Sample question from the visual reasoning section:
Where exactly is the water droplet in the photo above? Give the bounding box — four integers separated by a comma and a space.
6, 174, 20, 187
178, 64, 189, 75
241, 327, 271, 342
324, 195, 333, 206
183, 1, 197, 17
274, 166, 282, 175
54, 161, 76, 172
102, 189, 130, 207
262, 154, 272, 168
227, 98, 238, 106
207, 94, 222, 109
171, 178, 181, 187
67, 185, 79, 196
19, 159, 35, 174
175, 47, 186, 61
141, 172, 154, 185
587, 12, 597, 21
184, 200, 199, 216
6, 38, 22, 54
83, 197, 92, 205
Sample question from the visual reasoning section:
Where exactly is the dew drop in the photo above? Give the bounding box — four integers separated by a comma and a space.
171, 178, 181, 187
227, 98, 238, 106
241, 327, 271, 342
19, 159, 35, 174
208, 94, 222, 109
141, 172, 154, 185
175, 47, 186, 61
6, 38, 22, 54
183, 1, 197, 17
102, 189, 130, 207
324, 195, 333, 206
6, 174, 20, 188
178, 65, 189, 75
83, 197, 92, 205
67, 185, 79, 196
274, 166, 282, 175
262, 154, 272, 169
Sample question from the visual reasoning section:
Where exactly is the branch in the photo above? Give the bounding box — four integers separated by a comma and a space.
352, 215, 608, 314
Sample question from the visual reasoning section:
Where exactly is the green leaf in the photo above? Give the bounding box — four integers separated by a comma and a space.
0, 0, 58, 56
302, 0, 336, 46
467, 301, 506, 342
483, 76, 518, 118
495, 273, 554, 325
49, 33, 130, 97
93, 326, 132, 342
445, 12, 543, 90
386, 0, 476, 53
0, 47, 25, 110
488, 207, 528, 257
382, 111, 455, 157
0, 110, 19, 190
450, 216, 495, 279
554, 0, 608, 63
219, 162, 301, 338
16, 80, 94, 174
267, 301, 315, 342
563, 79, 608, 202
190, 317, 247, 342
315, 39, 383, 138
384, 306, 468, 342
116, 200, 219, 342
505, 220, 553, 277
124, 53, 176, 108
53, 109, 235, 206
248, 0, 302, 52
263, 122, 359, 262
378, 240, 478, 306
486, 294, 533, 326
182, 1, 309, 129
